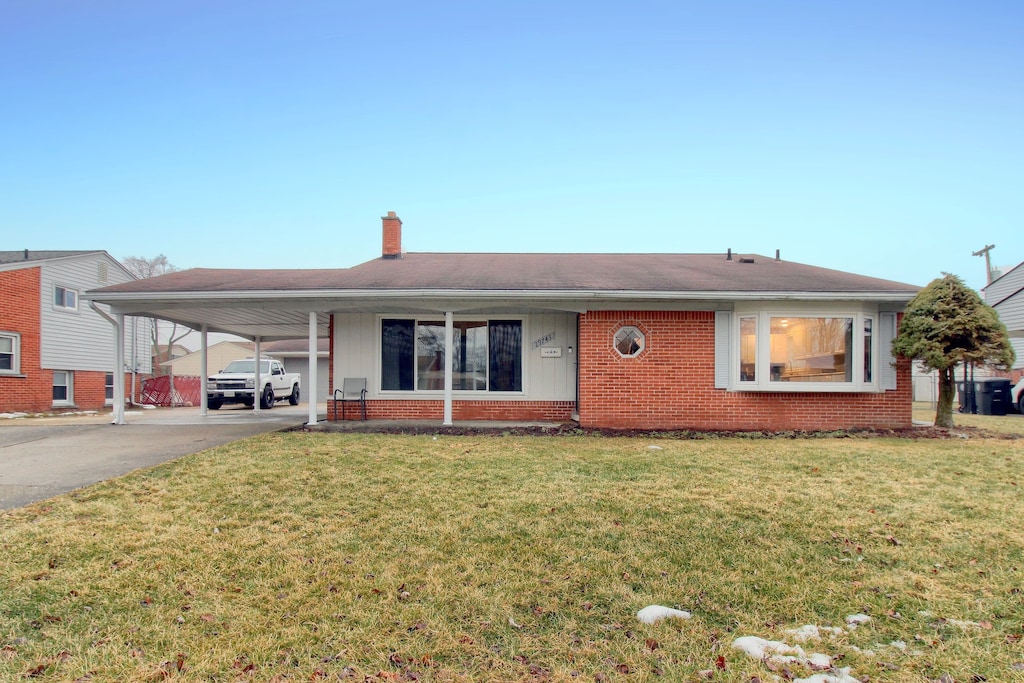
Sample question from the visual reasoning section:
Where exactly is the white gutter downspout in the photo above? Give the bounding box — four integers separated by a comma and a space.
254, 336, 262, 413
199, 325, 208, 416
89, 302, 126, 425
307, 312, 318, 425
443, 311, 453, 425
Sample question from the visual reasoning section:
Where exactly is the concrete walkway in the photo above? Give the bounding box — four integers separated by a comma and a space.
0, 404, 316, 511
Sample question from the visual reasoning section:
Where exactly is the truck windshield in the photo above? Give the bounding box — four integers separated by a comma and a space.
222, 360, 271, 374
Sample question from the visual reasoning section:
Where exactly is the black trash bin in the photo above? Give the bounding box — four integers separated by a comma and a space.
975, 378, 1011, 416
956, 380, 976, 414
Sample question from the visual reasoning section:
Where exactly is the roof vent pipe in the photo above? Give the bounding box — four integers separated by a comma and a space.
775, 249, 780, 261
23, 249, 29, 260
726, 248, 732, 261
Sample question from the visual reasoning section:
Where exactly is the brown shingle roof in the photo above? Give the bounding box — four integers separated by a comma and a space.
93, 252, 917, 295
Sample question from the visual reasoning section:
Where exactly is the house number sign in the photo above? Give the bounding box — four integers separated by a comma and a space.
532, 331, 555, 348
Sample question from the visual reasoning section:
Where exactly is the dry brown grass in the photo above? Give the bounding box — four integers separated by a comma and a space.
2, 432, 1022, 681
913, 401, 1024, 435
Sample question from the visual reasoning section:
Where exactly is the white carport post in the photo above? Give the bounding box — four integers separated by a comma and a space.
307, 312, 319, 425
443, 311, 454, 425
113, 312, 126, 425
88, 302, 126, 424
253, 337, 262, 413
199, 325, 208, 416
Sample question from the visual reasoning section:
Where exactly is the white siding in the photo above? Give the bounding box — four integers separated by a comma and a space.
984, 262, 1024, 307
40, 254, 150, 373
879, 312, 898, 390
986, 263, 1024, 370
332, 312, 577, 401
993, 291, 1024, 335
332, 313, 378, 394
714, 311, 731, 389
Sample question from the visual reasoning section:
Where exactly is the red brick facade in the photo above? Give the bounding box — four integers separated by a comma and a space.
577, 310, 912, 431
0, 267, 48, 412
325, 309, 912, 431
0, 266, 139, 413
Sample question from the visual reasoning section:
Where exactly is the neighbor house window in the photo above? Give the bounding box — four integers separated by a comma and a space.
613, 326, 645, 358
53, 371, 73, 405
54, 285, 78, 311
381, 318, 522, 392
0, 332, 20, 374
105, 372, 115, 404
733, 310, 876, 391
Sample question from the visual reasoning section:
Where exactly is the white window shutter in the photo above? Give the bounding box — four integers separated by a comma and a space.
714, 311, 732, 389
879, 312, 897, 390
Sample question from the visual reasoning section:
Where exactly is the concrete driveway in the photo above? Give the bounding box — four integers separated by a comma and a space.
0, 404, 320, 511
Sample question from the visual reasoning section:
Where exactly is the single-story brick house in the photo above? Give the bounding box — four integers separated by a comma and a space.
88, 212, 918, 430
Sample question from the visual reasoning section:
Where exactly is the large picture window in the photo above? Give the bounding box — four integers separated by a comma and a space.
733, 311, 876, 391
770, 317, 853, 383
381, 318, 522, 392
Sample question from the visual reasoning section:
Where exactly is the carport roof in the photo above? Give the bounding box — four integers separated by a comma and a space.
86, 252, 919, 341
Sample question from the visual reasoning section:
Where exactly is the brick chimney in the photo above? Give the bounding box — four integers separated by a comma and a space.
382, 211, 402, 259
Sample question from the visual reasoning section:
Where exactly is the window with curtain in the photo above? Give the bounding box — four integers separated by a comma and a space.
381, 318, 522, 392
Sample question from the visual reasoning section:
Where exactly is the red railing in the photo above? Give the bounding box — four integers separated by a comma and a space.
141, 375, 202, 407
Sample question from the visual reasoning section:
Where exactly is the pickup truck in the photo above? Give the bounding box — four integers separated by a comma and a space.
207, 358, 300, 410
1013, 377, 1024, 414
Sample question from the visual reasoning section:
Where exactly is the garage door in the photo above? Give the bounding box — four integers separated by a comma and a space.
282, 357, 330, 403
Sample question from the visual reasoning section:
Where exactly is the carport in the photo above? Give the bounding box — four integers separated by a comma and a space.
86, 270, 336, 427
86, 267, 542, 428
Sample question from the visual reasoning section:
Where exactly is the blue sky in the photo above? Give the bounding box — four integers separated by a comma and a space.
2, 1, 1021, 293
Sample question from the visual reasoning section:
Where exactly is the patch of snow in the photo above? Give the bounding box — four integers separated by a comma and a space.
647, 445, 663, 450
732, 635, 831, 668
0, 412, 29, 419
637, 605, 691, 624
845, 614, 871, 628
889, 640, 906, 651
793, 668, 859, 683
944, 618, 982, 629
785, 624, 845, 642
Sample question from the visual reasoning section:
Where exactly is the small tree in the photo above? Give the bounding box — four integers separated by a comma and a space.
892, 273, 1015, 427
122, 255, 192, 390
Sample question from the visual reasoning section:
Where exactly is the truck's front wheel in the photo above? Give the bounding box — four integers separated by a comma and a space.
208, 399, 222, 410
260, 386, 274, 410
288, 385, 300, 405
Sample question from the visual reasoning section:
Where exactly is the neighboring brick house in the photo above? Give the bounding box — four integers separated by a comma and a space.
0, 251, 151, 413
89, 213, 919, 430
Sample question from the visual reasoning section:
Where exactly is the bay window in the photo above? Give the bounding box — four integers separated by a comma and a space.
381, 318, 522, 392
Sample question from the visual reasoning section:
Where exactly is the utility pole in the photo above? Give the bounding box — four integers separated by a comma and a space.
972, 244, 996, 284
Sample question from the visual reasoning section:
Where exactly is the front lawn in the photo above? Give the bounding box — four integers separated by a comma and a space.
1, 431, 1022, 681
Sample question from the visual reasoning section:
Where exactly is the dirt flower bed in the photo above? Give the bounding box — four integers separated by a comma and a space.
298, 421, 1022, 440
